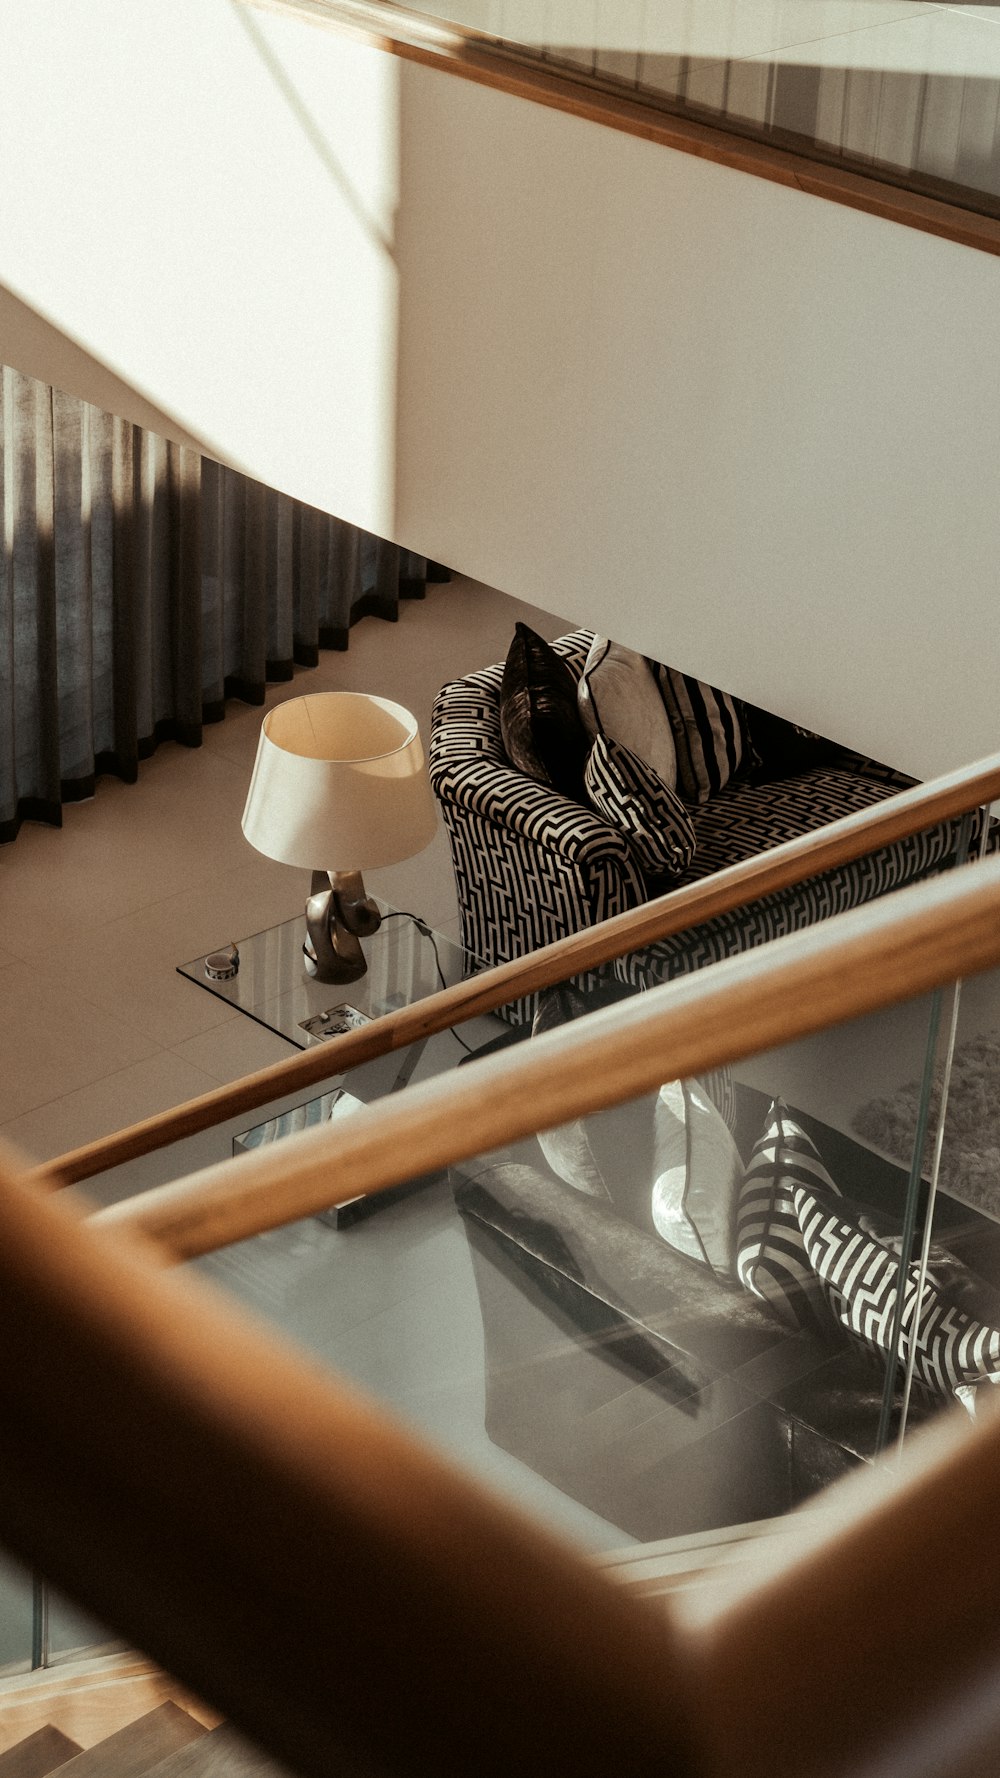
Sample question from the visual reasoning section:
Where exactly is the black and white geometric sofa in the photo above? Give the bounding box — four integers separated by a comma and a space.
429, 628, 975, 1017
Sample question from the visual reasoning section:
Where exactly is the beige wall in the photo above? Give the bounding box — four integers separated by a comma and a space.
3, 0, 998, 775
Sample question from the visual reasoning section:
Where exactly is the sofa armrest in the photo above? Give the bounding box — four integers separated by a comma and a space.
432, 752, 642, 871
454, 1159, 821, 1382
454, 1159, 843, 1538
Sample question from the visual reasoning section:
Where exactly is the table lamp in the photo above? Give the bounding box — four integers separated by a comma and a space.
241, 691, 437, 984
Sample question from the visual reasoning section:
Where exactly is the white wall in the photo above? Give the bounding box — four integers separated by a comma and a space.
2, 0, 998, 776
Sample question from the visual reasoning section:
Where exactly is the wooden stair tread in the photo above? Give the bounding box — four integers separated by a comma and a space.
0, 1726, 83, 1778
144, 1725, 293, 1778
52, 1706, 206, 1778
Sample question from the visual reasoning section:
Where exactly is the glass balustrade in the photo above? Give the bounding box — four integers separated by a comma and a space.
62, 802, 998, 1579
373, 0, 1000, 221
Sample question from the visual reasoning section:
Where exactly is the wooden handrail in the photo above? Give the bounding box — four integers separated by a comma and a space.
245, 0, 1000, 258
91, 849, 1000, 1262
6, 1090, 1000, 1775
34, 750, 1000, 1191
695, 1407, 1000, 1776
0, 1142, 696, 1778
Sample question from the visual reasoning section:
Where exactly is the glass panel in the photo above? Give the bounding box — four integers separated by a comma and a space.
75, 824, 992, 1574
0, 1555, 116, 1675
387, 1, 1000, 220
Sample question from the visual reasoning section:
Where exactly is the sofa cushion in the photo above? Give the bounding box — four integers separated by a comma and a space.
652, 666, 757, 805
794, 1184, 1000, 1404
678, 767, 907, 884
583, 733, 696, 878
736, 1099, 843, 1335
499, 623, 590, 801
578, 636, 678, 788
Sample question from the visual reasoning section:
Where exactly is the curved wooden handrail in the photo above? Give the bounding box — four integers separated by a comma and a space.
0, 1141, 697, 1778
90, 848, 1000, 1261
6, 1074, 1000, 1776
245, 0, 1000, 257
33, 749, 1000, 1191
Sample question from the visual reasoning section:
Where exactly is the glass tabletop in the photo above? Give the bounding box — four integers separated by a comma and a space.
178, 900, 469, 1051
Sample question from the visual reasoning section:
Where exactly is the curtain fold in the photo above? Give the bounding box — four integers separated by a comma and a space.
0, 368, 440, 843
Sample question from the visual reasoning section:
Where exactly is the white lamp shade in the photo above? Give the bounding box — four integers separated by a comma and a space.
241, 692, 438, 870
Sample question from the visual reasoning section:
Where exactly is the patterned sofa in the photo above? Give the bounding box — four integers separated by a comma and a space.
429, 630, 973, 1016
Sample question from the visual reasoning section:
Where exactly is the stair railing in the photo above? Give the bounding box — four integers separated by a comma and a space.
88, 846, 1000, 1259
30, 748, 1000, 1194
4, 852, 1000, 1773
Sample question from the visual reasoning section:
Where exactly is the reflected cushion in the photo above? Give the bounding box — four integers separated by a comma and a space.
578, 636, 678, 789
583, 733, 696, 878
794, 1184, 1000, 1403
736, 1099, 842, 1333
650, 1079, 743, 1279
532, 982, 737, 1256
499, 622, 590, 801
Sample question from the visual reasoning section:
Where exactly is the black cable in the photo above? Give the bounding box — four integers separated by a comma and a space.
379, 910, 476, 1052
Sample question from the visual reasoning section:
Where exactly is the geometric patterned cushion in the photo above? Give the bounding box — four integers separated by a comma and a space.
794, 1184, 1000, 1402
735, 1100, 843, 1333
583, 733, 696, 878
651, 665, 757, 805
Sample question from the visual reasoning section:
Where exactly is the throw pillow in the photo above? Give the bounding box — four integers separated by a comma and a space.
578, 636, 678, 789
651, 1078, 743, 1279
652, 664, 757, 805
735, 1098, 842, 1334
794, 1184, 1000, 1402
583, 733, 696, 879
742, 705, 848, 782
499, 622, 590, 802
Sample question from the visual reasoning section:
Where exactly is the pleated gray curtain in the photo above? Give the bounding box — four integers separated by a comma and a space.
0, 367, 438, 842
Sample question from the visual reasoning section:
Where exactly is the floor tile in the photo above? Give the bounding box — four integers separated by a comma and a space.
0, 1049, 220, 1166
0, 747, 260, 948
740, 6, 1000, 73
172, 1015, 301, 1085
0, 963, 164, 1123
401, 0, 941, 64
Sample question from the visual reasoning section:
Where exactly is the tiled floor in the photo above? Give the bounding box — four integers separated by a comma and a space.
0, 575, 566, 1166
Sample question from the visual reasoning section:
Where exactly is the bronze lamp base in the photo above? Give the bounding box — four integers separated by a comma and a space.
303, 870, 381, 983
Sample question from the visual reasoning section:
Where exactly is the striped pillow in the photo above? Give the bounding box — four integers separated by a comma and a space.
652, 666, 756, 805
794, 1185, 1000, 1403
735, 1099, 842, 1333
583, 733, 696, 878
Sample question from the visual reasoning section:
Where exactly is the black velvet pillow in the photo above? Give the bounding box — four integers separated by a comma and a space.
499, 623, 590, 801
743, 705, 850, 782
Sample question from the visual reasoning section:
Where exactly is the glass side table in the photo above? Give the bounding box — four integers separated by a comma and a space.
179, 902, 506, 1227
178, 900, 468, 1050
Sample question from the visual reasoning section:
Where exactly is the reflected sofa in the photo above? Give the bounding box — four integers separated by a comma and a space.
453, 1081, 1000, 1543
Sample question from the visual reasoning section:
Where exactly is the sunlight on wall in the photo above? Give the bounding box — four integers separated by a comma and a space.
0, 0, 401, 534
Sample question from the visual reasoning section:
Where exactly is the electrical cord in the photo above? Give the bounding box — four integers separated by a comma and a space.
380, 910, 477, 1053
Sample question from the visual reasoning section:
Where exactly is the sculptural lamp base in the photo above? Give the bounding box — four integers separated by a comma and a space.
303, 869, 382, 984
